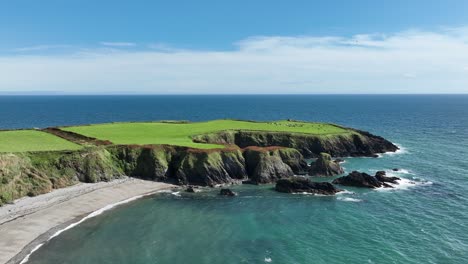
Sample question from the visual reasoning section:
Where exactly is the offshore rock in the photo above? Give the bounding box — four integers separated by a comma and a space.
375, 171, 400, 184
275, 177, 342, 195
332, 171, 383, 188
333, 171, 401, 188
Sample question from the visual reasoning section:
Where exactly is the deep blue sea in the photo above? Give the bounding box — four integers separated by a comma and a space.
1, 95, 467, 264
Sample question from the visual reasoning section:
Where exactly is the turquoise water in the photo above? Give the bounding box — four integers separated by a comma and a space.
2, 95, 467, 263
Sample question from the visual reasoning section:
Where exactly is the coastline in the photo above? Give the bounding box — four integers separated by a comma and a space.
0, 177, 176, 264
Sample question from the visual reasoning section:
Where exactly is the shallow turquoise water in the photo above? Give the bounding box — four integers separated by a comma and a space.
3, 95, 466, 264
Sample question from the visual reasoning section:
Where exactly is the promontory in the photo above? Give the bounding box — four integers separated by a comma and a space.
0, 119, 398, 205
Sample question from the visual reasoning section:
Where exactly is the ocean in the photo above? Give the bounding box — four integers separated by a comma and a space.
1, 95, 467, 264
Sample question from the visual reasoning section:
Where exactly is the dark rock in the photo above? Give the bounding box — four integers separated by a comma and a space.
220, 188, 236, 196
275, 177, 342, 195
375, 171, 400, 184
309, 153, 344, 177
392, 168, 400, 171
332, 171, 383, 188
371, 154, 379, 158
185, 186, 195, 193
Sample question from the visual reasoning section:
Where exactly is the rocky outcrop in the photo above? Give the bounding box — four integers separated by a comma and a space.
192, 128, 398, 158
309, 152, 344, 176
243, 147, 297, 184
173, 149, 247, 186
275, 177, 342, 195
375, 171, 400, 184
332, 171, 401, 188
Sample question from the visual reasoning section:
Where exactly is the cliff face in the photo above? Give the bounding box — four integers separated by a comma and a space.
192, 129, 398, 158
0, 148, 123, 205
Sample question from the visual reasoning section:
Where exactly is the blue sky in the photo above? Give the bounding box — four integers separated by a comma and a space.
1, 0, 468, 94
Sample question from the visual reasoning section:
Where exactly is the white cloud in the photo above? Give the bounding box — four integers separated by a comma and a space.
99, 42, 136, 47
1, 27, 468, 94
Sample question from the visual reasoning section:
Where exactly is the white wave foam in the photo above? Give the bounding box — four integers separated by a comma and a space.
265, 257, 272, 262
171, 191, 181, 197
392, 169, 410, 174
384, 144, 408, 156
20, 193, 151, 263
376, 177, 432, 191
19, 243, 44, 264
337, 197, 362, 202
336, 190, 354, 195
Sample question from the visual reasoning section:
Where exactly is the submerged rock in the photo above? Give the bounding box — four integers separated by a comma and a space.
220, 188, 236, 196
333, 171, 401, 188
309, 153, 344, 177
275, 177, 342, 195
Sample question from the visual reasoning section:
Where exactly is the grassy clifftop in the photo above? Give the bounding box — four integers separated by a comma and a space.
62, 120, 352, 149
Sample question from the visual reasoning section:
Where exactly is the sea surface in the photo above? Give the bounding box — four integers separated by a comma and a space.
1, 95, 467, 264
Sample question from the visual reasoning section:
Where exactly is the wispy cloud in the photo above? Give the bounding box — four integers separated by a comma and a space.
13, 44, 71, 52
1, 27, 468, 94
99, 42, 136, 47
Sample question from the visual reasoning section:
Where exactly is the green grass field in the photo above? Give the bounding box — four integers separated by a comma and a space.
63, 120, 351, 149
0, 130, 82, 153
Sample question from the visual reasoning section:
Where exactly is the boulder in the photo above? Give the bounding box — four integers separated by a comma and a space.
220, 188, 236, 196
309, 153, 344, 176
275, 177, 342, 195
332, 171, 382, 188
185, 186, 195, 193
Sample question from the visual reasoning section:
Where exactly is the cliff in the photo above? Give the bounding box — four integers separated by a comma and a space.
192, 128, 397, 158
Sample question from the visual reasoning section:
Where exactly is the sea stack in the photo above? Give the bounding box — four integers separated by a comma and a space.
309, 152, 344, 176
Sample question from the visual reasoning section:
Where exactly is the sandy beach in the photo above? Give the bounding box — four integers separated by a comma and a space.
0, 177, 175, 264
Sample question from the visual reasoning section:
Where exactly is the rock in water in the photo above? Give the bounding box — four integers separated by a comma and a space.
375, 171, 400, 184
309, 153, 344, 176
333, 171, 401, 188
275, 177, 342, 195
332, 171, 382, 188
220, 188, 236, 196
185, 186, 195, 193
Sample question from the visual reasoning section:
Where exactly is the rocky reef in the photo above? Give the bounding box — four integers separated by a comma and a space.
308, 152, 344, 176
332, 171, 401, 188
275, 177, 342, 195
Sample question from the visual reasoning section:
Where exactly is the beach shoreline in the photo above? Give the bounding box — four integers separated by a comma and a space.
0, 177, 176, 264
